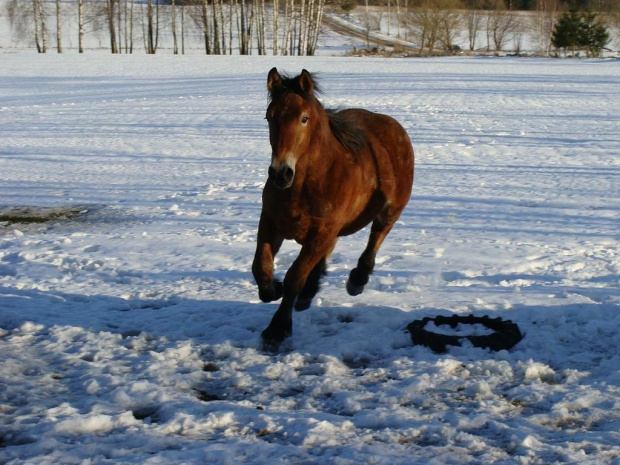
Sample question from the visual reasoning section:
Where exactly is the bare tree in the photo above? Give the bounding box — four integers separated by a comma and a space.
438, 1, 462, 51
273, 0, 279, 54
464, 0, 484, 50
395, 0, 401, 37
32, 0, 44, 52
238, 0, 249, 54
55, 0, 62, 52
211, 0, 222, 54
106, 0, 118, 53
146, 0, 157, 53
6, 0, 330, 56
196, 0, 212, 54
117, 0, 122, 52
181, 1, 186, 54
406, 5, 432, 53
406, 0, 461, 54
218, 0, 227, 55
171, 0, 178, 54
6, 0, 46, 52
256, 0, 267, 54
486, 1, 520, 52
281, 0, 294, 54
78, 0, 84, 53
362, 1, 382, 48
532, 0, 560, 56
307, 0, 326, 55
297, 0, 306, 55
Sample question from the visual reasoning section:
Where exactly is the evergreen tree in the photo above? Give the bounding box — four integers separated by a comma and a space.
551, 9, 609, 57
551, 9, 581, 55
580, 11, 609, 57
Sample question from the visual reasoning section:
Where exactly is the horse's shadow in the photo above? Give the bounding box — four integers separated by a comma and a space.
0, 286, 261, 346
0, 285, 419, 357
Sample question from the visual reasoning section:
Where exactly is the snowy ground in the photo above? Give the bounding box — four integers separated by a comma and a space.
1, 54, 619, 464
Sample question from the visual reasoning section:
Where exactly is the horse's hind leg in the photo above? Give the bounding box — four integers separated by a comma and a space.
294, 258, 327, 311
347, 216, 395, 296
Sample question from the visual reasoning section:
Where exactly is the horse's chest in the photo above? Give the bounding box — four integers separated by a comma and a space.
268, 195, 329, 242
270, 203, 314, 241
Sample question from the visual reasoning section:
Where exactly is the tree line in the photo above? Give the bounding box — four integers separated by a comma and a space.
6, 0, 327, 55
352, 0, 616, 56
5, 0, 617, 56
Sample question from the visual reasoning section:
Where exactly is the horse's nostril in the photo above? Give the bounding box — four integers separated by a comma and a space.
268, 165, 294, 188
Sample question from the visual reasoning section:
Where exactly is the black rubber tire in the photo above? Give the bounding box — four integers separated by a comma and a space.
407, 314, 523, 353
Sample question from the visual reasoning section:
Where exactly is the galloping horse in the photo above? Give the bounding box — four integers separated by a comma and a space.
252, 68, 414, 349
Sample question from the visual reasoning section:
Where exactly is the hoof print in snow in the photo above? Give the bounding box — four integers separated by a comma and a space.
202, 362, 220, 372
194, 388, 221, 402
132, 406, 161, 422
337, 314, 355, 324
407, 314, 523, 353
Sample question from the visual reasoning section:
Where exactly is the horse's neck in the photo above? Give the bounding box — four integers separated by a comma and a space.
302, 120, 344, 175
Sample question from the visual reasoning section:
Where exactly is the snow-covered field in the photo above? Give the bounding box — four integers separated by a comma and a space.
1, 54, 619, 464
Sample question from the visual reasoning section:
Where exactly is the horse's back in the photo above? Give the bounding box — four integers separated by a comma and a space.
343, 108, 414, 205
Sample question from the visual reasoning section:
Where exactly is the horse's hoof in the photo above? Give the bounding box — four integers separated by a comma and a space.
346, 280, 364, 296
260, 325, 291, 352
346, 268, 367, 296
294, 298, 312, 311
258, 280, 283, 303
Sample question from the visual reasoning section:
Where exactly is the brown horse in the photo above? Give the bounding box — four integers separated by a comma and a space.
252, 68, 414, 350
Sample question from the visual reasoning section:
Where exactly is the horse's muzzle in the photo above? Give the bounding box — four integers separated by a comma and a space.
268, 165, 295, 189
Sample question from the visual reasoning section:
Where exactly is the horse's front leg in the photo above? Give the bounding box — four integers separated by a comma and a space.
261, 235, 338, 350
252, 211, 284, 303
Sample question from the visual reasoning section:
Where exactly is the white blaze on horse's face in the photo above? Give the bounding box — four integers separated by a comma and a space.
266, 93, 313, 190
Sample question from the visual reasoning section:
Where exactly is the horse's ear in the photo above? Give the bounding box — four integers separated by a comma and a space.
298, 69, 315, 95
267, 67, 282, 94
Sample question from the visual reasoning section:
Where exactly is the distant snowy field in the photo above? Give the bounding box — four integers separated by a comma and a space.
1, 54, 619, 464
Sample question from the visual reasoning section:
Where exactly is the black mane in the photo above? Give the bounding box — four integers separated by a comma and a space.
326, 109, 368, 156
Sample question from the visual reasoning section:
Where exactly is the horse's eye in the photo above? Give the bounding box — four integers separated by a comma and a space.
301, 116, 309, 124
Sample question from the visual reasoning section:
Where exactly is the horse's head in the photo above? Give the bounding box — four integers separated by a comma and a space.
265, 68, 321, 189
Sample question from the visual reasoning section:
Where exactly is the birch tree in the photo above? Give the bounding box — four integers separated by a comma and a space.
297, 0, 306, 56
273, 0, 279, 55
106, 0, 118, 53
78, 0, 84, 52
36, 0, 47, 52
255, 0, 267, 55
211, 0, 221, 55
197, 0, 212, 54
306, 0, 326, 55
55, 0, 62, 52
281, 0, 294, 54
181, 1, 186, 54
238, 0, 249, 54
171, 0, 178, 54
532, 0, 560, 56
6, 0, 47, 52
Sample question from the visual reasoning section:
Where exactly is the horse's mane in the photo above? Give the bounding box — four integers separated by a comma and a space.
325, 109, 368, 156
269, 72, 368, 156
